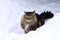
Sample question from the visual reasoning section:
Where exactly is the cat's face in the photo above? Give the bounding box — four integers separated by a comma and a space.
24, 10, 35, 19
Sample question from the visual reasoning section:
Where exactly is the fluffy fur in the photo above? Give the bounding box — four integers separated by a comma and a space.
21, 10, 54, 34
39, 11, 54, 25
21, 11, 38, 33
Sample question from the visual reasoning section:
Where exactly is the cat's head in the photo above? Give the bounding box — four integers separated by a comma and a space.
24, 10, 35, 16
24, 10, 36, 19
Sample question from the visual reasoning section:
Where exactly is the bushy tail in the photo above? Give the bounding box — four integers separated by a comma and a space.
40, 11, 54, 20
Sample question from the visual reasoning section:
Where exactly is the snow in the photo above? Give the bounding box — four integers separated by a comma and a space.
0, 0, 60, 40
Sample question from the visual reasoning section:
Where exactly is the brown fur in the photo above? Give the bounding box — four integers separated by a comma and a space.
21, 11, 38, 33
21, 11, 54, 34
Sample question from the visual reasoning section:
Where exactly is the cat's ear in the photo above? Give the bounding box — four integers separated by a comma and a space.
33, 10, 35, 13
24, 11, 26, 13
33, 10, 35, 15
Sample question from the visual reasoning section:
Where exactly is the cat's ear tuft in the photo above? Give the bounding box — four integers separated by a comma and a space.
24, 11, 26, 13
33, 10, 35, 13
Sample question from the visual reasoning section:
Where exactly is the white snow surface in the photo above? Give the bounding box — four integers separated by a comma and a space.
0, 0, 60, 40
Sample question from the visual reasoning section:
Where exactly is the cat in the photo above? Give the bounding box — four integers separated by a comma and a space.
21, 10, 54, 34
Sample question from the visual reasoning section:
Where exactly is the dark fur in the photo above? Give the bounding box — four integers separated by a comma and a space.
39, 11, 54, 25
21, 11, 54, 33
29, 11, 54, 31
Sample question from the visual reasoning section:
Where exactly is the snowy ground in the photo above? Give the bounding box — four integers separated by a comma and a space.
0, 0, 60, 40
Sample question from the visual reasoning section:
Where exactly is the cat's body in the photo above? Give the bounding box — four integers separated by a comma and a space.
21, 11, 54, 33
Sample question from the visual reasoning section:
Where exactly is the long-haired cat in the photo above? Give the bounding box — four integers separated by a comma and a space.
21, 10, 54, 34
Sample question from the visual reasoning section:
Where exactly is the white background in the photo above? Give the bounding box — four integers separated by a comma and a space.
0, 0, 60, 40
